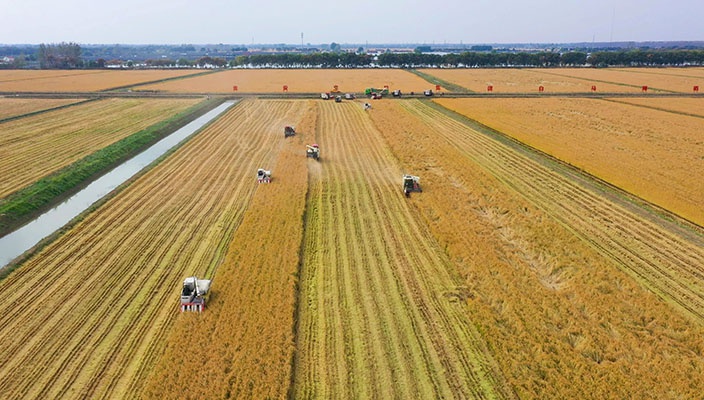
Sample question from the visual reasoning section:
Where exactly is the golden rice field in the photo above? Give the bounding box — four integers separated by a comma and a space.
0, 97, 85, 120
421, 67, 704, 93
133, 68, 434, 93
2, 68, 704, 400
0, 98, 201, 199
0, 69, 203, 92
434, 97, 704, 225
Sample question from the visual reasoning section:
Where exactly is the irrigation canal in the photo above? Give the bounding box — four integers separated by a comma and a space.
0, 100, 237, 268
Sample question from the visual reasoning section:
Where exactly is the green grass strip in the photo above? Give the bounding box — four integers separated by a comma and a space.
0, 96, 224, 236
408, 69, 473, 93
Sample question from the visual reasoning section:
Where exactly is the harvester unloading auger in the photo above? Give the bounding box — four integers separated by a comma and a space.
180, 276, 211, 312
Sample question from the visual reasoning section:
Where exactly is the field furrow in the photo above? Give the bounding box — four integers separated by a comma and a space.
293, 100, 511, 399
401, 100, 704, 324
0, 99, 304, 399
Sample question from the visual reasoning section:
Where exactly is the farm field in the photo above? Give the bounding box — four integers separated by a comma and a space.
2, 90, 704, 399
0, 98, 201, 199
133, 68, 434, 93
419, 68, 643, 93
0, 69, 204, 92
0, 99, 313, 399
434, 97, 704, 226
142, 100, 316, 399
368, 99, 704, 398
606, 96, 704, 117
291, 101, 510, 399
0, 97, 85, 120
536, 67, 704, 93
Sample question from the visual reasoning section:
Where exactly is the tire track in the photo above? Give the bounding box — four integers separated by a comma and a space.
293, 100, 512, 399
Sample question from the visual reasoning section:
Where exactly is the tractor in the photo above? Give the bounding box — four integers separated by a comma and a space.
284, 126, 296, 138
180, 276, 211, 312
306, 144, 320, 161
402, 174, 422, 197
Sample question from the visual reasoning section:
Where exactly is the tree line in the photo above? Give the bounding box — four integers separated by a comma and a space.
17, 43, 704, 69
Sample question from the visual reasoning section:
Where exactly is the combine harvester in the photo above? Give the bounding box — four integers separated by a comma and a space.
284, 126, 296, 138
257, 168, 272, 183
306, 144, 320, 161
402, 174, 422, 197
180, 276, 211, 312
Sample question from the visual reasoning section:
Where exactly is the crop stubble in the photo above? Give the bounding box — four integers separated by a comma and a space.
0, 98, 200, 199
367, 99, 704, 398
141, 99, 315, 400
0, 99, 302, 399
292, 100, 511, 399
435, 97, 704, 226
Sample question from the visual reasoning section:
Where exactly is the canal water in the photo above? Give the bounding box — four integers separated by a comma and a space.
0, 100, 236, 268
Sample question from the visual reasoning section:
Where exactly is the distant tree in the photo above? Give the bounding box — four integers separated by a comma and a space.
37, 42, 82, 68
330, 42, 341, 52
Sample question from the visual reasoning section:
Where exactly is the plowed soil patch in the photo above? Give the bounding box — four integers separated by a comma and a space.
0, 98, 200, 198
367, 99, 704, 398
435, 97, 704, 225
0, 69, 203, 92
136, 69, 432, 93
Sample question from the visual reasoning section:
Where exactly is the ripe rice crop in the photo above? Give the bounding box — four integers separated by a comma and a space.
134, 68, 433, 93
434, 97, 704, 225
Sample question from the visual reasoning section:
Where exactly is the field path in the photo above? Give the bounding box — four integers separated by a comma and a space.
400, 100, 704, 325
293, 101, 513, 399
0, 99, 305, 399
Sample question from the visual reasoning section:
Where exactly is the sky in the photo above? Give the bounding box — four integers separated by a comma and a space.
1, 0, 702, 45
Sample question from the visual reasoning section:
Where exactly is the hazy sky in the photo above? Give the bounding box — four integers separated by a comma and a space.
1, 0, 702, 45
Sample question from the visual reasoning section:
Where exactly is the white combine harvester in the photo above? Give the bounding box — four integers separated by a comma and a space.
257, 168, 272, 183
403, 174, 422, 197
306, 144, 320, 161
180, 276, 211, 312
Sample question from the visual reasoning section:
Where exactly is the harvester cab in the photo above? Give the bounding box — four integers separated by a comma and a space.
257, 168, 272, 183
402, 174, 422, 197
284, 126, 296, 138
180, 276, 211, 312
335, 96, 342, 102
306, 144, 320, 160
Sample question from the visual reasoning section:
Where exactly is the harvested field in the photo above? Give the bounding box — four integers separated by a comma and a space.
0, 97, 85, 120
537, 68, 703, 93
292, 101, 511, 399
0, 99, 312, 399
0, 69, 204, 92
606, 96, 704, 117
134, 68, 432, 93
418, 68, 634, 93
0, 98, 200, 199
142, 100, 315, 400
368, 99, 704, 398
434, 97, 704, 226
